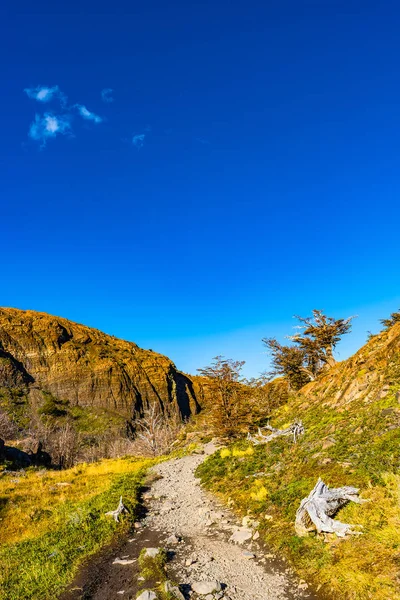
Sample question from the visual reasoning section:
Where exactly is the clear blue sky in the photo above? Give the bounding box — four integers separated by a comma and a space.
1, 0, 400, 377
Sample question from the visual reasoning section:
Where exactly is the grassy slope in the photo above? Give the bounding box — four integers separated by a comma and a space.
0, 457, 154, 600
197, 326, 400, 600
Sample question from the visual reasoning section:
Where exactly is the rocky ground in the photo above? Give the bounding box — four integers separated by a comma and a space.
62, 444, 318, 600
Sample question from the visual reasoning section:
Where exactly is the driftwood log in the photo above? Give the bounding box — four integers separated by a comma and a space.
295, 478, 366, 537
247, 420, 304, 445
105, 496, 128, 522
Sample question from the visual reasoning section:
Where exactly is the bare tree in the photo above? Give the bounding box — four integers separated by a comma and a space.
129, 403, 183, 457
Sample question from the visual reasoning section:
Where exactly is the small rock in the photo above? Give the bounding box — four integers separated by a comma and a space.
113, 557, 135, 565
136, 592, 157, 600
134, 522, 143, 529
298, 580, 308, 590
185, 556, 197, 566
253, 531, 260, 540
264, 514, 273, 521
166, 533, 181, 545
144, 547, 160, 558
117, 592, 125, 596
191, 581, 222, 595
242, 550, 256, 559
164, 581, 185, 600
242, 516, 259, 529
229, 527, 253, 544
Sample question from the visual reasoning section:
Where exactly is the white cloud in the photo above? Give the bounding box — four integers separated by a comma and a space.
24, 85, 66, 105
101, 88, 114, 103
75, 104, 103, 123
28, 113, 71, 147
132, 134, 145, 149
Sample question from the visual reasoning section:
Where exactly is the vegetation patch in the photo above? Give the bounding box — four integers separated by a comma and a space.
0, 456, 154, 600
196, 386, 400, 600
137, 547, 180, 600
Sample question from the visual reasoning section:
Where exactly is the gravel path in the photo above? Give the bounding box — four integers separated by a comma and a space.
145, 444, 315, 600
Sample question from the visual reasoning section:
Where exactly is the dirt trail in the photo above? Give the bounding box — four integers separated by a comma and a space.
61, 445, 317, 600
146, 444, 314, 600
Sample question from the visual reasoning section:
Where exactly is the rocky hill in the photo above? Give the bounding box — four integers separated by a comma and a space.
0, 307, 200, 434
301, 321, 400, 408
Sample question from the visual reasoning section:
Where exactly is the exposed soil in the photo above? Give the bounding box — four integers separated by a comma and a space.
60, 444, 320, 600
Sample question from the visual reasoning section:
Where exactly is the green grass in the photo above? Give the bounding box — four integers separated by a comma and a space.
138, 547, 168, 583
0, 457, 154, 600
137, 547, 181, 600
196, 386, 400, 600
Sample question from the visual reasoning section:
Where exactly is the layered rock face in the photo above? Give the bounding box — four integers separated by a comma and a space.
0, 308, 200, 424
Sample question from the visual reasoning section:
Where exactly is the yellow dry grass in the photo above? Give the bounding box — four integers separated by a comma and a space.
0, 457, 149, 544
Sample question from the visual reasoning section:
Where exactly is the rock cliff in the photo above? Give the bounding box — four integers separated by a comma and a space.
0, 308, 200, 430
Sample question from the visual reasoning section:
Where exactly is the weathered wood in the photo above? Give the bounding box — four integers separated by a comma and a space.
295, 478, 366, 537
247, 420, 304, 445
105, 496, 128, 522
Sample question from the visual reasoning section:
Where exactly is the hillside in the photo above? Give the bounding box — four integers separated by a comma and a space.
0, 307, 200, 438
197, 322, 400, 599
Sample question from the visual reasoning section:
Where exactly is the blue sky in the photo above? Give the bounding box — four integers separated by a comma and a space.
1, 0, 400, 377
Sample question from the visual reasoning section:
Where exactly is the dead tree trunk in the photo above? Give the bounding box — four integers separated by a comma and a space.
295, 478, 366, 537
105, 496, 128, 522
247, 420, 304, 445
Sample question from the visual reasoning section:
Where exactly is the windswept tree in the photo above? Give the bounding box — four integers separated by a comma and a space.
289, 310, 354, 368
197, 356, 248, 438
263, 310, 355, 390
380, 309, 400, 330
262, 339, 312, 390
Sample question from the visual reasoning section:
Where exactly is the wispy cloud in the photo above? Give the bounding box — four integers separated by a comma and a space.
28, 113, 71, 147
101, 88, 114, 103
24, 85, 66, 105
75, 104, 103, 123
132, 134, 145, 149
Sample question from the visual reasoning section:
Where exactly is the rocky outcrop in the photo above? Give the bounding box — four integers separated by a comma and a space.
0, 308, 200, 428
301, 321, 400, 408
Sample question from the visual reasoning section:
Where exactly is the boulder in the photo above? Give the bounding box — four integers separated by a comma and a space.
191, 580, 222, 595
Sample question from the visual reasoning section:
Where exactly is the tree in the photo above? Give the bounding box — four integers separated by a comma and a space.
380, 309, 400, 330
262, 339, 311, 390
244, 375, 290, 426
130, 403, 183, 457
197, 356, 248, 438
263, 310, 355, 390
289, 310, 354, 368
